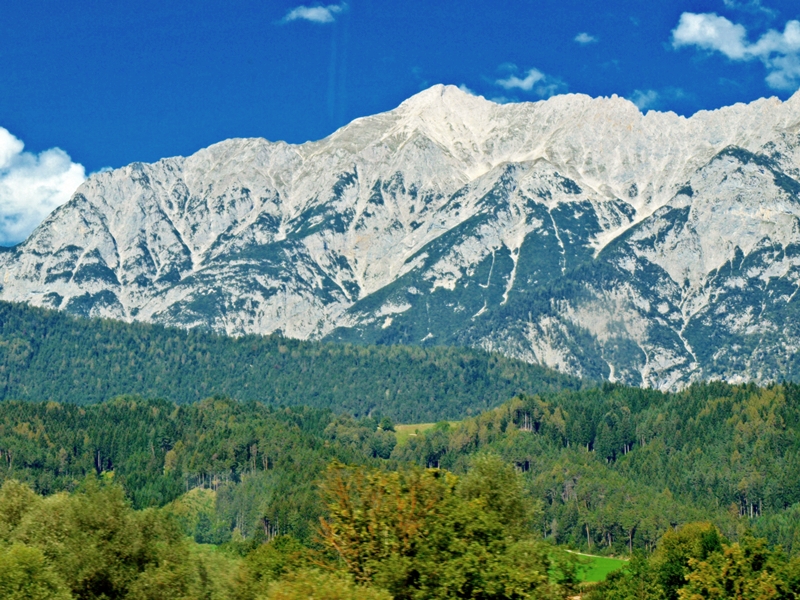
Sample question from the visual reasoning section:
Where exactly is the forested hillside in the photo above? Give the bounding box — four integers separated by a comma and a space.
0, 397, 387, 541
4, 300, 800, 596
398, 381, 800, 556
2, 381, 800, 559
0, 300, 581, 421
0, 460, 585, 600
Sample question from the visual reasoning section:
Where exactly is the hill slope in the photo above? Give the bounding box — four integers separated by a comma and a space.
0, 300, 580, 421
2, 381, 799, 557
396, 380, 800, 555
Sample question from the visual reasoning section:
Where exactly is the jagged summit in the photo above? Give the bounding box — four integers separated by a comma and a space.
2, 85, 800, 391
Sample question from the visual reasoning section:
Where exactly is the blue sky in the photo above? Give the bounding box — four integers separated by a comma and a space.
1, 0, 799, 243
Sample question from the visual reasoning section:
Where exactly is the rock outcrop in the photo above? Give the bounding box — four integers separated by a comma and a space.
3, 85, 800, 389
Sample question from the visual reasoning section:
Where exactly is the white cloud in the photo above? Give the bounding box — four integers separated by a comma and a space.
0, 127, 85, 245
765, 53, 800, 89
630, 89, 660, 110
672, 12, 800, 90
672, 13, 750, 59
281, 3, 347, 24
458, 84, 476, 95
574, 32, 598, 45
495, 67, 566, 98
497, 68, 545, 91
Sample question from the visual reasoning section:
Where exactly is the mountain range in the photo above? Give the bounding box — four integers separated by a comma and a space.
2, 84, 800, 390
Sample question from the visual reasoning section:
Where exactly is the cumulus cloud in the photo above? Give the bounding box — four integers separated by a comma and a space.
495, 66, 566, 98
458, 84, 476, 95
0, 127, 85, 245
672, 12, 800, 90
496, 68, 545, 91
574, 32, 598, 45
672, 13, 750, 59
281, 3, 347, 24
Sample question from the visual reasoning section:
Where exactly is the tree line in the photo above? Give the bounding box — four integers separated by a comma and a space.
2, 381, 800, 560
4, 462, 800, 599
395, 381, 800, 557
0, 300, 582, 422
0, 396, 389, 541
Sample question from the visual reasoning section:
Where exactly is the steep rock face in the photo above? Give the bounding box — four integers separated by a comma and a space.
2, 85, 800, 389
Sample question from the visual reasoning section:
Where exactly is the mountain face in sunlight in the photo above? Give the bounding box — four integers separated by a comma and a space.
3, 84, 800, 390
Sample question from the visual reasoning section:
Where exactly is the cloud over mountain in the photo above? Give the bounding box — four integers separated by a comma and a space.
672, 12, 800, 90
495, 66, 566, 97
0, 127, 85, 245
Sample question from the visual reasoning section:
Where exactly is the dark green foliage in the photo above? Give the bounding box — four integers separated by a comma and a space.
587, 525, 800, 600
650, 523, 724, 600
6, 379, 800, 563
0, 479, 241, 600
395, 382, 800, 557
2, 378, 800, 595
0, 542, 72, 600
0, 458, 579, 599
0, 397, 387, 540
0, 300, 582, 422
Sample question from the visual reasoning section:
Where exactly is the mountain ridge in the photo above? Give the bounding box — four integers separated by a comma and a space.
2, 85, 800, 390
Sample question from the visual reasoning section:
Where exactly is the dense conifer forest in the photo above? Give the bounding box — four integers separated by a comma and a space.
0, 301, 581, 421
397, 382, 800, 556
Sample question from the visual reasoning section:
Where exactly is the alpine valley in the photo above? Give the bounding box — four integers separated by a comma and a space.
3, 84, 800, 391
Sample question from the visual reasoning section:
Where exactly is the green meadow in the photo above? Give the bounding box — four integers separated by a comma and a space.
394, 422, 461, 445
574, 552, 628, 583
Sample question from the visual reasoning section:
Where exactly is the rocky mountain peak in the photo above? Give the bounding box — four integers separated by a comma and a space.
2, 86, 800, 391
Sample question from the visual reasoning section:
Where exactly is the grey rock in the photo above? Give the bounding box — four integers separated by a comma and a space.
3, 85, 800, 390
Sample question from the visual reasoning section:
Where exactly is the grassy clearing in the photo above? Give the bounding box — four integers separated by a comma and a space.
394, 423, 436, 445
394, 422, 460, 446
572, 552, 628, 583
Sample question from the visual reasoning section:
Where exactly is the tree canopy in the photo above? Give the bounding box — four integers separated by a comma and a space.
0, 300, 582, 422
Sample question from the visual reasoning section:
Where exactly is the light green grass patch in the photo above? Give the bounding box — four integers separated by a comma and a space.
394, 423, 436, 445
394, 422, 460, 446
572, 552, 627, 583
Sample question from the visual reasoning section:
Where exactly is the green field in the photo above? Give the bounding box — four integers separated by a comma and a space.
394, 422, 460, 445
573, 552, 628, 582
